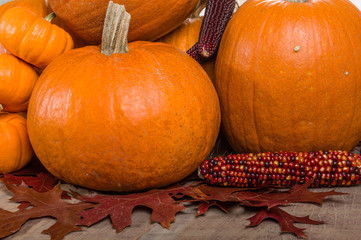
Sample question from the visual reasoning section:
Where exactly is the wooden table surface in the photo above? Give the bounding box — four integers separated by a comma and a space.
1, 179, 361, 240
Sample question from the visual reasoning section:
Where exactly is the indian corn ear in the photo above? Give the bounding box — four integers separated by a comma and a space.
199, 150, 361, 188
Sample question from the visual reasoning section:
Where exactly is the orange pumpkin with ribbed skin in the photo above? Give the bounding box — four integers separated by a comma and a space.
0, 7, 73, 69
27, 40, 220, 192
0, 53, 38, 112
157, 17, 215, 84
0, 112, 34, 173
215, 0, 361, 153
48, 0, 199, 45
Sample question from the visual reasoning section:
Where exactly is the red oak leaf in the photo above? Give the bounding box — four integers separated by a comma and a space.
233, 181, 347, 208
247, 206, 324, 239
76, 184, 202, 232
196, 201, 231, 216
3, 172, 59, 193
0, 179, 94, 240
194, 181, 346, 208
2, 171, 70, 210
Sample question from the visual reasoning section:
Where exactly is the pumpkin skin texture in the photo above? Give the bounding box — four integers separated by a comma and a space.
48, 0, 199, 45
0, 7, 74, 69
0, 113, 34, 173
215, 0, 361, 153
0, 0, 48, 18
0, 53, 38, 112
27, 42, 221, 192
0, 1, 15, 17
158, 17, 215, 84
0, 43, 7, 53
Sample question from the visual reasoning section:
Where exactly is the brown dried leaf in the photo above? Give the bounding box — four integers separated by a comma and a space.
0, 179, 94, 240
2, 171, 70, 210
196, 201, 231, 216
194, 181, 346, 208
247, 206, 324, 239
3, 172, 59, 193
77, 184, 201, 232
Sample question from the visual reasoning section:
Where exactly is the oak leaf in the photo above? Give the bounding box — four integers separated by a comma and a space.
194, 181, 346, 208
76, 184, 203, 232
3, 172, 59, 193
196, 201, 231, 216
0, 169, 347, 240
2, 170, 70, 210
247, 206, 324, 238
0, 179, 94, 240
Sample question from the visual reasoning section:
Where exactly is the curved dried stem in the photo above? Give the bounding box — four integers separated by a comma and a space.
101, 1, 131, 56
45, 12, 56, 22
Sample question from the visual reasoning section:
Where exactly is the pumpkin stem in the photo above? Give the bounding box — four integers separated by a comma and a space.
284, 0, 309, 2
101, 1, 131, 56
45, 12, 56, 22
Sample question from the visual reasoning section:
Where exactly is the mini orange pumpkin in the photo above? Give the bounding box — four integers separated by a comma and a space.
48, 0, 199, 45
0, 7, 73, 69
215, 0, 361, 153
27, 2, 220, 192
0, 112, 34, 173
0, 53, 38, 112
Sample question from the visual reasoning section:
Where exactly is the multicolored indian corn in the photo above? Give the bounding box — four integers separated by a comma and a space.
199, 150, 361, 188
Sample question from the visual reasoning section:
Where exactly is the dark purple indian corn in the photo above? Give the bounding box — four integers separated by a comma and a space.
187, 0, 236, 63
199, 150, 361, 188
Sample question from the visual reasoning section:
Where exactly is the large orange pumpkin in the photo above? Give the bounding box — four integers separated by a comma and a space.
27, 3, 220, 192
0, 53, 38, 112
157, 17, 215, 84
0, 112, 34, 173
48, 0, 199, 45
215, 0, 361, 153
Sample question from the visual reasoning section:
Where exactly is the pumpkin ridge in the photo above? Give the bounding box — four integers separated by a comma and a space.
251, 3, 281, 153
24, 18, 54, 67
331, 1, 361, 149
16, 9, 42, 57
307, 3, 322, 149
